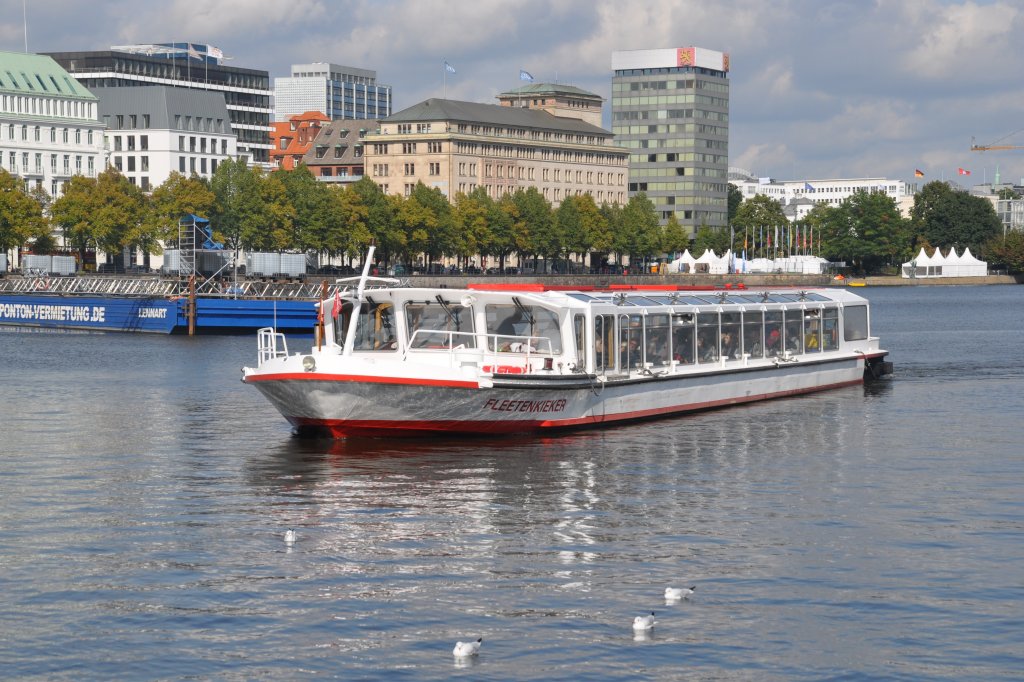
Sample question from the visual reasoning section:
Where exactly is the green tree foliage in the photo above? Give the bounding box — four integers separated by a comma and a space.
452, 187, 494, 265
727, 183, 743, 222
351, 177, 401, 265
692, 225, 731, 256
660, 213, 690, 256
0, 170, 48, 256
51, 168, 148, 256
621, 192, 661, 259
512, 188, 552, 260
731, 194, 788, 237
816, 190, 912, 272
911, 180, 1002, 253
985, 230, 1024, 272
147, 172, 215, 246
275, 165, 334, 253
209, 158, 265, 251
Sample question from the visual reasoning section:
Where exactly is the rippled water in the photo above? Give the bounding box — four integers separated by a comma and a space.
1, 285, 1023, 680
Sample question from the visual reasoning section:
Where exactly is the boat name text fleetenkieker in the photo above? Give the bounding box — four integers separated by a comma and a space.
483, 398, 567, 413
0, 303, 105, 322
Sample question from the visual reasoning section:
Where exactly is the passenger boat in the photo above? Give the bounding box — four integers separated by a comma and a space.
242, 249, 892, 438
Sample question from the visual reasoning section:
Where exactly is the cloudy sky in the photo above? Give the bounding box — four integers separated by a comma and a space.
4, 0, 1024, 187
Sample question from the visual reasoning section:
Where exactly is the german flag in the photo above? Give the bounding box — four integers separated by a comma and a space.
914, 169, 924, 177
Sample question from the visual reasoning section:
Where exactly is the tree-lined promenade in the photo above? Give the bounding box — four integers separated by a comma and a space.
2, 161, 1022, 274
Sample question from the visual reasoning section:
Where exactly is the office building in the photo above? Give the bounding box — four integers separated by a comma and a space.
729, 168, 913, 219
612, 47, 730, 235
46, 44, 272, 165
0, 50, 106, 197
93, 86, 238, 190
364, 96, 628, 206
274, 63, 391, 122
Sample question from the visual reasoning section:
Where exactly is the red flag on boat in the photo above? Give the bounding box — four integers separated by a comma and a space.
331, 289, 342, 319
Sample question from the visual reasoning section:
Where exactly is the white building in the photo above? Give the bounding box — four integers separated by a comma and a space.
274, 63, 392, 122
0, 50, 106, 197
730, 168, 913, 219
93, 86, 238, 190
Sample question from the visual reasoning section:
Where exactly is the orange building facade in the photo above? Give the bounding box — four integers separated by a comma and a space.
270, 111, 330, 170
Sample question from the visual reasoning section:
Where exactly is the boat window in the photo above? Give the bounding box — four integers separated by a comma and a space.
696, 312, 720, 364
568, 293, 596, 302
645, 314, 671, 367
764, 311, 783, 357
619, 314, 643, 370
804, 309, 822, 353
573, 313, 585, 366
784, 309, 804, 354
595, 314, 615, 373
485, 303, 561, 353
743, 311, 764, 359
405, 300, 476, 349
844, 305, 868, 341
351, 300, 398, 351
822, 307, 840, 350
720, 312, 741, 360
672, 313, 695, 364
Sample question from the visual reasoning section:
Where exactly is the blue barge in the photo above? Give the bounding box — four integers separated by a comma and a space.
0, 275, 322, 334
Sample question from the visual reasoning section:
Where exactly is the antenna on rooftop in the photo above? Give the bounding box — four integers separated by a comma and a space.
23, 0, 28, 52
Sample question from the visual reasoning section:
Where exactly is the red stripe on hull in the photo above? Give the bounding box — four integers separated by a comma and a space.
245, 372, 478, 389
288, 376, 864, 438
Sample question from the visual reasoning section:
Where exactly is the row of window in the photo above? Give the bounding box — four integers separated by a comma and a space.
613, 79, 729, 94
611, 94, 729, 109
630, 167, 728, 179
629, 180, 730, 193
2, 124, 96, 146
613, 122, 730, 137
631, 152, 728, 164
617, 138, 729, 151
613, 105, 727, 121
384, 122, 611, 146
0, 93, 95, 120
0, 150, 95, 177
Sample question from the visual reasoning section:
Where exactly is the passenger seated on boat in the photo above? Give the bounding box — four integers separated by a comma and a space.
721, 331, 738, 359
765, 328, 781, 356
697, 333, 717, 362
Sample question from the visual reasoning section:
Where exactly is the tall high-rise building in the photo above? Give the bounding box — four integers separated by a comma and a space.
611, 47, 730, 235
46, 43, 273, 165
274, 63, 391, 122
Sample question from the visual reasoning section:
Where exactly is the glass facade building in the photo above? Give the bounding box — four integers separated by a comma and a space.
275, 63, 391, 122
612, 47, 729, 235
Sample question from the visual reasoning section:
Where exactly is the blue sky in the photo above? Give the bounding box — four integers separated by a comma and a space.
4, 0, 1024, 187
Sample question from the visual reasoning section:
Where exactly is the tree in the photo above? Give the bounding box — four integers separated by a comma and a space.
51, 168, 148, 257
210, 158, 266, 252
692, 225, 730, 256
817, 189, 912, 272
351, 177, 402, 266
621, 192, 661, 261
727, 183, 743, 222
512, 188, 552, 261
452, 188, 495, 266
147, 172, 215, 246
911, 180, 1002, 254
985, 230, 1024, 272
0, 170, 48, 258
660, 214, 690, 256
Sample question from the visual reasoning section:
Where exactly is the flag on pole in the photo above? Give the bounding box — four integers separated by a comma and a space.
804, 182, 814, 191
958, 167, 971, 176
444, 61, 456, 74
520, 69, 534, 82
914, 169, 924, 177
331, 289, 342, 319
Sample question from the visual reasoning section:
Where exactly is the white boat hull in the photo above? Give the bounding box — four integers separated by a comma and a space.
245, 355, 867, 437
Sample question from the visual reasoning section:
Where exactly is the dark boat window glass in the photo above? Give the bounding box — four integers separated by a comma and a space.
352, 301, 398, 351
720, 312, 741, 360
743, 310, 764, 359
406, 301, 476, 349
568, 293, 595, 302
696, 312, 720, 363
784, 309, 804, 354
645, 313, 671, 367
595, 314, 615, 373
804, 308, 822, 352
681, 295, 716, 305
573, 313, 586, 367
764, 311, 783, 357
485, 304, 561, 353
822, 307, 840, 350
619, 314, 643, 371
844, 305, 868, 341
672, 313, 695, 364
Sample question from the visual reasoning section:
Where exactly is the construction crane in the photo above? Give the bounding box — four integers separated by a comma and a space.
971, 130, 1024, 151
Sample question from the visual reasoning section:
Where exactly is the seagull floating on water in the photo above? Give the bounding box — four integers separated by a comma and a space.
665, 586, 696, 600
453, 638, 482, 657
633, 612, 656, 631
284, 529, 297, 544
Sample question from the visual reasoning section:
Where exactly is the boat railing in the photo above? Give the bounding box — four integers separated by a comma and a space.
257, 327, 289, 366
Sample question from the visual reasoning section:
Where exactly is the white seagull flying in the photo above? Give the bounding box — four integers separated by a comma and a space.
453, 638, 482, 657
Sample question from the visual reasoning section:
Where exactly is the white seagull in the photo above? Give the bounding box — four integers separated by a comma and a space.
665, 586, 696, 600
452, 638, 482, 657
633, 612, 657, 631
284, 529, 297, 544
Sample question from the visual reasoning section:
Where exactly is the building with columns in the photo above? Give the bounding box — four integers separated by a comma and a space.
0, 50, 106, 198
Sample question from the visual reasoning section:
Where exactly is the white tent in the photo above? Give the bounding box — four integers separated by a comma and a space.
694, 249, 730, 274
668, 249, 697, 273
902, 247, 987, 278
